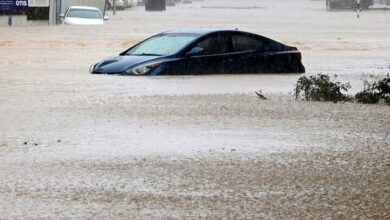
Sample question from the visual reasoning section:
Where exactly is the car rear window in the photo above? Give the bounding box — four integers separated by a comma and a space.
232, 34, 264, 52
232, 34, 284, 52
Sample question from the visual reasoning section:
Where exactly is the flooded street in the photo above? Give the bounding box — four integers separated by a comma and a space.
0, 0, 389, 218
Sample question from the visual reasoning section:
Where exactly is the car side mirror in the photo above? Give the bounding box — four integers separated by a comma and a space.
60, 13, 65, 18
186, 47, 204, 57
104, 15, 109, 20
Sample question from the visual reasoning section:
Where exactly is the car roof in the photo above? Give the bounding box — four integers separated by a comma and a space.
68, 6, 100, 11
164, 28, 239, 35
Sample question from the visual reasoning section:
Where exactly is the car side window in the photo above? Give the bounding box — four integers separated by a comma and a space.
195, 34, 231, 55
232, 34, 264, 52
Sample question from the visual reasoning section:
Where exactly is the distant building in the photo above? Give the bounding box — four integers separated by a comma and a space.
0, 0, 105, 26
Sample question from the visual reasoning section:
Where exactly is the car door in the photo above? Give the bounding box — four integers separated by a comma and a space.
178, 33, 233, 75
223, 33, 268, 73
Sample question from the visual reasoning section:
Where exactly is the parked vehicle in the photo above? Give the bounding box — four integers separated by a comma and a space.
145, 0, 166, 11
60, 6, 108, 25
107, 0, 126, 10
137, 0, 145, 6
326, 0, 374, 10
124, 0, 138, 8
90, 29, 305, 75
166, 0, 176, 6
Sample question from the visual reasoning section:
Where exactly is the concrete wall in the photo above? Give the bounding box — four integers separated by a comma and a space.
49, 0, 56, 25
0, 15, 49, 26
0, 15, 27, 26
0, 16, 10, 26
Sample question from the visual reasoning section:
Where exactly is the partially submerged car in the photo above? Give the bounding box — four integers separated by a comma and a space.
106, 0, 126, 10
90, 29, 305, 75
61, 6, 108, 25
326, 0, 373, 10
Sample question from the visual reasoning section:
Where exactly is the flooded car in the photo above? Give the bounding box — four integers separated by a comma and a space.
107, 0, 126, 10
90, 28, 305, 75
124, 0, 138, 8
60, 6, 108, 25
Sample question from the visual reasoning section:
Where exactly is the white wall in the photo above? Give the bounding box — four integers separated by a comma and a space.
0, 15, 49, 26
0, 15, 27, 26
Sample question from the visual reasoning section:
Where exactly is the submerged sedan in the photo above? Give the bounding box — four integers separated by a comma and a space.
90, 29, 305, 75
61, 6, 108, 25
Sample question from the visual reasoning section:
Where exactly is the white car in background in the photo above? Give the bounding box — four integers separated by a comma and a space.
107, 0, 126, 10
124, 0, 138, 8
61, 6, 108, 25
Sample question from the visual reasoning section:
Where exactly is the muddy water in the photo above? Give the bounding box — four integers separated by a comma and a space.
0, 0, 389, 218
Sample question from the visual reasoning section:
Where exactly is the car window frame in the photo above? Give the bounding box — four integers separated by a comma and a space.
230, 33, 265, 53
186, 32, 234, 57
229, 32, 286, 54
64, 8, 70, 17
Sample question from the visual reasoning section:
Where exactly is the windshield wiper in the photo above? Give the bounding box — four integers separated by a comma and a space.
132, 53, 163, 56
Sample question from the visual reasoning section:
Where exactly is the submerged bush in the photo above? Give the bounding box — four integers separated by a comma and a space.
355, 77, 390, 105
294, 74, 351, 103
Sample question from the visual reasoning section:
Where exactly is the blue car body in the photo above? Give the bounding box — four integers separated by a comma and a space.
91, 28, 305, 75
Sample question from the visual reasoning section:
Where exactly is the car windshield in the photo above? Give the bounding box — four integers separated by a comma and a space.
125, 33, 199, 56
67, 9, 102, 19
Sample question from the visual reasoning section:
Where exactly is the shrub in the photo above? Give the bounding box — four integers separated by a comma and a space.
355, 77, 390, 105
294, 74, 351, 103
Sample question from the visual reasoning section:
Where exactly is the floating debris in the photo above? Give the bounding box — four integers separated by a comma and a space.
255, 90, 267, 100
